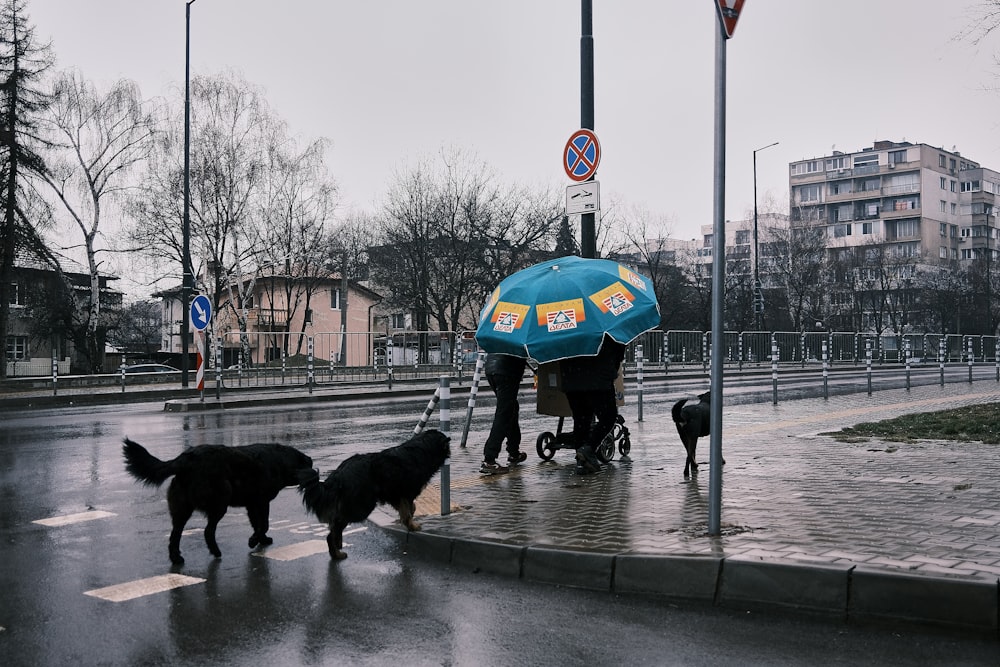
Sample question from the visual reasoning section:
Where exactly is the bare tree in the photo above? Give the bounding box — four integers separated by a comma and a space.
40, 71, 155, 371
255, 135, 337, 357
766, 222, 829, 331
371, 148, 560, 335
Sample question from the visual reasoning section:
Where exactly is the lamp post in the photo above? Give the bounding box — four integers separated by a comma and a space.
181, 0, 196, 388
752, 140, 779, 330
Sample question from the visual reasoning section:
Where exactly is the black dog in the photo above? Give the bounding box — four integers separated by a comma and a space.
122, 438, 313, 565
298, 429, 451, 560
672, 390, 712, 478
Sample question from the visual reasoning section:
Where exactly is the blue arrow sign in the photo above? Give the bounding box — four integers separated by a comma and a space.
190, 294, 212, 331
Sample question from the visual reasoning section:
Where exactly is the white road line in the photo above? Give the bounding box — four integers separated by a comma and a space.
253, 540, 329, 561
252, 528, 367, 561
84, 574, 205, 602
33, 510, 116, 527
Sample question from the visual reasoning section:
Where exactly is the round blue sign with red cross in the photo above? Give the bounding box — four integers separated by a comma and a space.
563, 128, 601, 182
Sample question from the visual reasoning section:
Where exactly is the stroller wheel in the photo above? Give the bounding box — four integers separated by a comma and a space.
597, 429, 616, 463
618, 427, 631, 457
536, 432, 557, 461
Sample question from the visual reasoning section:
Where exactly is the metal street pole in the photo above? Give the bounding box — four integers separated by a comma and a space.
753, 141, 778, 331
580, 0, 595, 259
181, 0, 196, 388
708, 14, 727, 536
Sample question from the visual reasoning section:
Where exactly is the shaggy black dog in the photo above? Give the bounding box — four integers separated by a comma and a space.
298, 429, 451, 560
672, 390, 712, 478
122, 438, 313, 565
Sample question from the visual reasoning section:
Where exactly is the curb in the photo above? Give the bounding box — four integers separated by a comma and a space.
380, 522, 1000, 637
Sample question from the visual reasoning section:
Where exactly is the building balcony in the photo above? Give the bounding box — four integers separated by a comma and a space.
881, 205, 921, 219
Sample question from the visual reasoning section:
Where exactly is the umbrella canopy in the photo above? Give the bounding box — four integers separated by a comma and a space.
475, 255, 661, 364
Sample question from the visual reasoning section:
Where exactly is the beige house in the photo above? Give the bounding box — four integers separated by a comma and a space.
212, 273, 382, 368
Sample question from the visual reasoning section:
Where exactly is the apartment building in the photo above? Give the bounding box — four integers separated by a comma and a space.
788, 140, 992, 268
787, 140, 1000, 333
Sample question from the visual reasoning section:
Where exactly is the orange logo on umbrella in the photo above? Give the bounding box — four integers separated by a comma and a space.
618, 265, 647, 292
491, 302, 530, 333
536, 299, 585, 332
590, 282, 635, 316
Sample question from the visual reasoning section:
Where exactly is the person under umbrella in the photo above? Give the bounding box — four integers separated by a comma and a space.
480, 352, 529, 475
559, 333, 626, 474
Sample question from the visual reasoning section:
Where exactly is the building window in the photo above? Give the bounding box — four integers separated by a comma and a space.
940, 222, 947, 236
939, 200, 946, 213
861, 222, 873, 235
888, 149, 906, 165
961, 180, 981, 192
734, 230, 750, 245
939, 246, 948, 259
244, 293, 254, 309
9, 282, 25, 306
895, 219, 919, 238
391, 313, 406, 329
950, 158, 957, 171
951, 202, 958, 214
950, 180, 956, 192
330, 288, 342, 310
6, 335, 27, 360
834, 224, 852, 238
939, 177, 946, 189
962, 248, 974, 260
797, 184, 821, 203
939, 154, 947, 167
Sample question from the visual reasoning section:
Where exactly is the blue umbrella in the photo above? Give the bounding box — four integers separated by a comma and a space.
475, 255, 661, 363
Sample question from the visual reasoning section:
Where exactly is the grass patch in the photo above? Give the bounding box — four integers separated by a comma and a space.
822, 403, 1000, 444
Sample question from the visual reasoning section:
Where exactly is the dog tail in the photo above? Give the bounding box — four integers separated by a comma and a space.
298, 468, 334, 518
122, 438, 176, 487
672, 398, 689, 425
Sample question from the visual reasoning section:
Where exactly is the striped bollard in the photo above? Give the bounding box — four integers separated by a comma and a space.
822, 340, 829, 400
215, 337, 222, 400
771, 336, 779, 405
413, 387, 441, 434
307, 336, 314, 394
51, 350, 58, 396
939, 337, 946, 387
636, 344, 644, 423
905, 339, 911, 391
866, 339, 873, 396
438, 375, 451, 516
460, 352, 487, 448
968, 338, 974, 384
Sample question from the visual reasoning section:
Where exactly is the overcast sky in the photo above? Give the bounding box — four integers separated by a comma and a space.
26, 1, 1000, 250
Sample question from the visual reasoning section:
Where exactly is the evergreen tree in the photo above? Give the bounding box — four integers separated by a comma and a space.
554, 215, 579, 257
0, 0, 53, 378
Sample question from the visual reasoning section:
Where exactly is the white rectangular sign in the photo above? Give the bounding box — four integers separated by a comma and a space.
566, 181, 600, 215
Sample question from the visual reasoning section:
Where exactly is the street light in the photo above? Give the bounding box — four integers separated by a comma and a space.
181, 0, 196, 388
753, 140, 779, 330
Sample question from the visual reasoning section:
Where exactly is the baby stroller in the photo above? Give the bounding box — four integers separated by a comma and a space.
534, 362, 631, 462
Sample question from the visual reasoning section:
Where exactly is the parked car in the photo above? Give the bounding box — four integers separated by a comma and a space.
123, 363, 180, 374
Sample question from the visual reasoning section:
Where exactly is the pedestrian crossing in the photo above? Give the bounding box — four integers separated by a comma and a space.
33, 508, 369, 602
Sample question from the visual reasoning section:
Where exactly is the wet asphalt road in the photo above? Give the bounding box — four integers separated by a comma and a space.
1, 396, 998, 665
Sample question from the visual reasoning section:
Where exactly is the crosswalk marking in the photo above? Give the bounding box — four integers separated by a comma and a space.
251, 528, 367, 561
33, 510, 116, 527
84, 574, 204, 602
253, 539, 329, 561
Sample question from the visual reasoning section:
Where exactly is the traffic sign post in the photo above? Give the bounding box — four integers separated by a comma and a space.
190, 294, 211, 396
715, 0, 745, 39
566, 181, 600, 215
190, 294, 211, 331
563, 129, 601, 182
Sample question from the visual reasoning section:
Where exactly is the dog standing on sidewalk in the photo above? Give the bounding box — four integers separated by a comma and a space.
671, 390, 712, 478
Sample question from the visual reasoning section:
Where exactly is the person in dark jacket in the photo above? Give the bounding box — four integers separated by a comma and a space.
560, 335, 626, 474
480, 352, 529, 474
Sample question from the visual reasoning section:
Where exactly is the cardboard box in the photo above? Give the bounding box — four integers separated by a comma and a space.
535, 360, 624, 417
